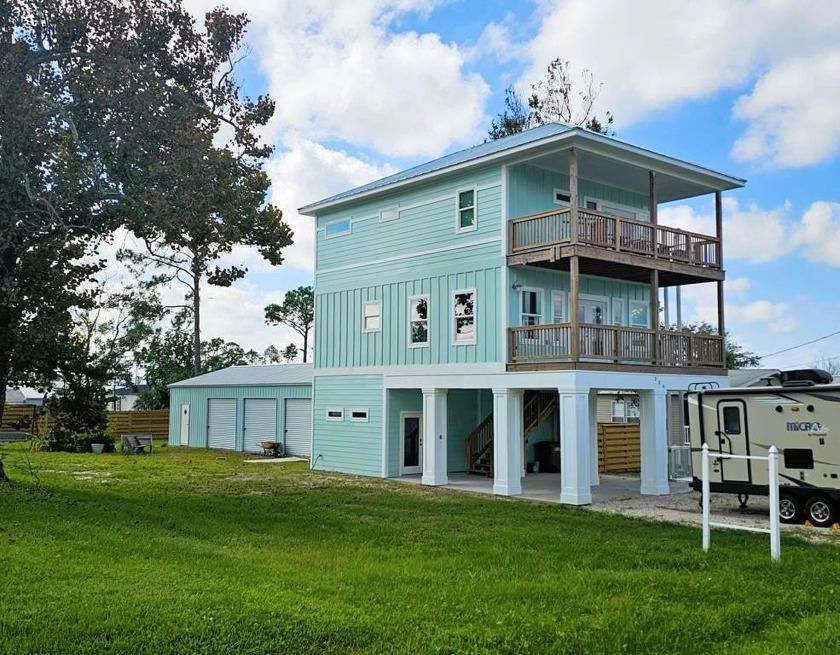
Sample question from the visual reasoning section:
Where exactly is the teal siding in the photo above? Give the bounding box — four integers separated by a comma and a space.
447, 389, 492, 472
508, 268, 650, 328
167, 384, 311, 450
508, 164, 648, 219
386, 389, 423, 477
312, 375, 383, 476
316, 264, 502, 368
316, 166, 502, 272
525, 411, 558, 465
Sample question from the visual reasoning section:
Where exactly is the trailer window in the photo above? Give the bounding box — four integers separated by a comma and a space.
783, 448, 814, 470
722, 406, 741, 434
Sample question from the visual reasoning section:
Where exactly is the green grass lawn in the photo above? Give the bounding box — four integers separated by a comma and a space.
1, 442, 838, 655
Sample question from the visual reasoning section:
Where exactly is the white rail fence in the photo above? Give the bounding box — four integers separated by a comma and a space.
701, 443, 781, 562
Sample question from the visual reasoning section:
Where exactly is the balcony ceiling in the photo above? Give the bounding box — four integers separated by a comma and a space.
525, 147, 730, 204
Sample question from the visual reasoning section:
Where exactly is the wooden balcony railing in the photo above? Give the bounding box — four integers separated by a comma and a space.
509, 208, 721, 268
509, 323, 725, 368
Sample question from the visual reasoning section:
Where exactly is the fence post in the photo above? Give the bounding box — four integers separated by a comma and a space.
768, 445, 781, 561
701, 443, 710, 552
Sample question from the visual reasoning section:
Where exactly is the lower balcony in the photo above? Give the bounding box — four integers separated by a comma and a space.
508, 324, 725, 373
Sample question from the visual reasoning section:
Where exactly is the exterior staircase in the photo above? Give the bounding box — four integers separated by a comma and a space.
465, 390, 557, 476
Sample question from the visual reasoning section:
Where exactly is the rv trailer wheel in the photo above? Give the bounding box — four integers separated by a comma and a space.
778, 494, 801, 524
805, 496, 837, 528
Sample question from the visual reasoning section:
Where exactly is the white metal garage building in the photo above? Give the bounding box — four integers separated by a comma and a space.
168, 364, 313, 456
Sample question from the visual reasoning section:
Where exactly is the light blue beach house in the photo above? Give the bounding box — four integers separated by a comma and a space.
299, 124, 744, 505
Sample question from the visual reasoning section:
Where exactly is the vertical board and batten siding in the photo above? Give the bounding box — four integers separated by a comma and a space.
284, 398, 312, 456
312, 375, 383, 476
508, 267, 650, 328
207, 399, 236, 449
507, 164, 649, 219
242, 399, 277, 453
315, 166, 502, 273
168, 384, 311, 451
315, 265, 503, 369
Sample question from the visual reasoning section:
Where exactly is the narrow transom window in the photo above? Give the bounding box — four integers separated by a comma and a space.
409, 296, 429, 346
457, 189, 476, 231
326, 408, 344, 421
520, 290, 541, 326
325, 218, 351, 238
453, 290, 476, 344
350, 409, 369, 422
554, 188, 570, 205
379, 207, 399, 223
363, 300, 381, 332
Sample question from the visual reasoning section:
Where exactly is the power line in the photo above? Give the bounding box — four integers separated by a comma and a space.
777, 354, 840, 370
760, 330, 840, 359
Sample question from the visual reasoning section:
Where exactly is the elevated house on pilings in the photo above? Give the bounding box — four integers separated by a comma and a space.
299, 123, 744, 505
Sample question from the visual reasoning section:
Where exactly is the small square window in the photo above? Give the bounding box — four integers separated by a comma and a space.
457, 189, 476, 232
554, 188, 571, 206
350, 409, 369, 422
326, 408, 344, 421
325, 218, 351, 238
363, 300, 381, 332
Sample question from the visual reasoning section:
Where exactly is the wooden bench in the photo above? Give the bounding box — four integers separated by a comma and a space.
121, 433, 153, 454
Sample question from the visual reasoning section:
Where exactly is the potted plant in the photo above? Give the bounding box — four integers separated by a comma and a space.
88, 431, 114, 454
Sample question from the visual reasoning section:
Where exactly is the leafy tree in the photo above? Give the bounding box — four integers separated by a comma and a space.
664, 321, 761, 370
811, 354, 840, 378
281, 344, 299, 363
488, 58, 614, 140
265, 286, 314, 363
0, 0, 268, 427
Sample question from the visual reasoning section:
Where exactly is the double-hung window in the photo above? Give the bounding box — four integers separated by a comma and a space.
409, 295, 429, 347
453, 290, 476, 344
520, 290, 541, 326
456, 188, 476, 232
363, 300, 381, 332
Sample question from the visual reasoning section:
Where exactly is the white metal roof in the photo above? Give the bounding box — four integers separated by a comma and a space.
169, 364, 313, 388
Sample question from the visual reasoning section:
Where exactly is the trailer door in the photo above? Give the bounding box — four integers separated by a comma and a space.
716, 400, 751, 483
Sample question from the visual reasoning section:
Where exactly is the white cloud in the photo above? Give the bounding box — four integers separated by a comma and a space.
267, 139, 396, 272
659, 198, 795, 264
184, 0, 489, 158
520, 0, 840, 168
792, 201, 840, 266
727, 300, 797, 334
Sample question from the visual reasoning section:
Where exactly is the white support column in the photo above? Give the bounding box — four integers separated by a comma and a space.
558, 389, 592, 505
588, 390, 600, 487
421, 388, 448, 486
640, 390, 670, 495
492, 388, 523, 496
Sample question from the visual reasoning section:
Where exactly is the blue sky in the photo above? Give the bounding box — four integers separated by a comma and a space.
137, 0, 840, 370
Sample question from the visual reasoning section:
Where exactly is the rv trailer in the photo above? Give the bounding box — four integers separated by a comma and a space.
686, 369, 840, 527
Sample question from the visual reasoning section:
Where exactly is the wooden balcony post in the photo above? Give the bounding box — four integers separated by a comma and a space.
717, 279, 725, 365
569, 148, 579, 244
570, 256, 580, 361
650, 171, 658, 259
651, 270, 659, 365
715, 191, 723, 268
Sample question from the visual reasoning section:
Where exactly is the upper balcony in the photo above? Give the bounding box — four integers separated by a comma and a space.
508, 206, 723, 287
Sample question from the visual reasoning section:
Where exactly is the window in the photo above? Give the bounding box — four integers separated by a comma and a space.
722, 406, 741, 434
520, 289, 542, 326
326, 408, 344, 421
409, 295, 429, 347
350, 409, 369, 422
379, 207, 399, 223
325, 218, 351, 238
553, 188, 571, 206
363, 300, 381, 332
611, 398, 640, 424
612, 298, 624, 326
456, 188, 476, 232
629, 300, 649, 328
453, 290, 476, 344
551, 290, 566, 324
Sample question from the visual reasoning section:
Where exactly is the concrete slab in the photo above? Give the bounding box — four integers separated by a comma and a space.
244, 457, 306, 464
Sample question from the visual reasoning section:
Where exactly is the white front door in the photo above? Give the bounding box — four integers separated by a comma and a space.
401, 412, 423, 475
179, 404, 190, 446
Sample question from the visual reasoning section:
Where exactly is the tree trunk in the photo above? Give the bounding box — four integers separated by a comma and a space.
192, 267, 201, 375
303, 330, 308, 363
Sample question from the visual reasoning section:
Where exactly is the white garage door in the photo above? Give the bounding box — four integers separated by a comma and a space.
284, 398, 312, 457
243, 398, 277, 453
207, 398, 236, 450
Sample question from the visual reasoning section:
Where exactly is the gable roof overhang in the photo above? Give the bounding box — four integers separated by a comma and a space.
299, 125, 745, 216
